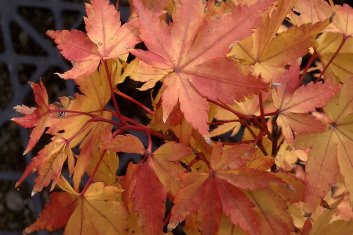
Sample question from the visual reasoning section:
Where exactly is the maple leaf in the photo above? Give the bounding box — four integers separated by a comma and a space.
47, 61, 117, 190
289, 2, 353, 82
123, 142, 192, 234
12, 81, 55, 155
168, 143, 295, 235
15, 137, 74, 193
230, 0, 329, 82
87, 149, 119, 186
16, 61, 114, 192
326, 4, 353, 37
301, 206, 353, 235
271, 63, 340, 143
289, 0, 353, 37
124, 162, 166, 235
23, 184, 78, 234
131, 0, 272, 135
211, 96, 260, 137
295, 79, 353, 208
287, 0, 333, 26
24, 179, 129, 235
47, 0, 139, 79
149, 142, 193, 196
275, 141, 308, 171
102, 134, 145, 154
72, 122, 112, 191
47, 60, 114, 137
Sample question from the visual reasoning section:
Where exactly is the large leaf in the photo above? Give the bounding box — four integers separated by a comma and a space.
123, 142, 192, 234
168, 143, 296, 235
131, 0, 272, 135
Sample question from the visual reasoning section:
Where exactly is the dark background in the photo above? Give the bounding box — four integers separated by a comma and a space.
0, 0, 352, 234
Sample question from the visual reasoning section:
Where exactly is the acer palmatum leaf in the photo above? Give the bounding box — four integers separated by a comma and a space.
47, 0, 139, 79
24, 181, 128, 235
15, 138, 74, 192
168, 143, 294, 235
131, 0, 272, 135
272, 63, 340, 143
124, 161, 166, 235
102, 134, 145, 154
295, 79, 353, 208
15, 61, 114, 192
12, 81, 54, 155
123, 142, 192, 234
231, 0, 330, 82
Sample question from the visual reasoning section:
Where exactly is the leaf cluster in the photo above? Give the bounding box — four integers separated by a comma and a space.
11, 0, 353, 234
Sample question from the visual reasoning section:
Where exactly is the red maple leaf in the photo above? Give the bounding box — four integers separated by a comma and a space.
12, 81, 54, 154
168, 143, 300, 235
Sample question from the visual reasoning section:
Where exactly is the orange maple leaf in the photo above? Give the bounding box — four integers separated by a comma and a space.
131, 0, 272, 135
168, 143, 297, 235
230, 0, 329, 82
272, 63, 340, 143
15, 137, 75, 192
47, 0, 139, 79
24, 179, 128, 235
102, 134, 145, 154
15, 62, 114, 192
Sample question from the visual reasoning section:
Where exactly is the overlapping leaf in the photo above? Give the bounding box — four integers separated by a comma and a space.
211, 96, 260, 137
168, 143, 298, 235
102, 134, 145, 154
86, 149, 119, 186
230, 0, 329, 82
271, 63, 339, 143
295, 79, 353, 208
131, 0, 271, 135
24, 180, 129, 235
303, 207, 353, 235
287, 0, 333, 26
13, 0, 353, 234
315, 33, 353, 82
290, 1, 353, 82
15, 62, 114, 192
123, 142, 192, 234
289, 0, 353, 37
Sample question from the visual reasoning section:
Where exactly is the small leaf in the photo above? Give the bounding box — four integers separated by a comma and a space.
12, 81, 53, 154
102, 134, 145, 154
47, 0, 139, 79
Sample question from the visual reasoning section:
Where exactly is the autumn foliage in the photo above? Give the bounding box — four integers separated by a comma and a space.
11, 0, 353, 234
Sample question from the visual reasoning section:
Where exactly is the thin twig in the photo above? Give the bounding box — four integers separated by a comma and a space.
81, 150, 107, 195
114, 89, 154, 116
